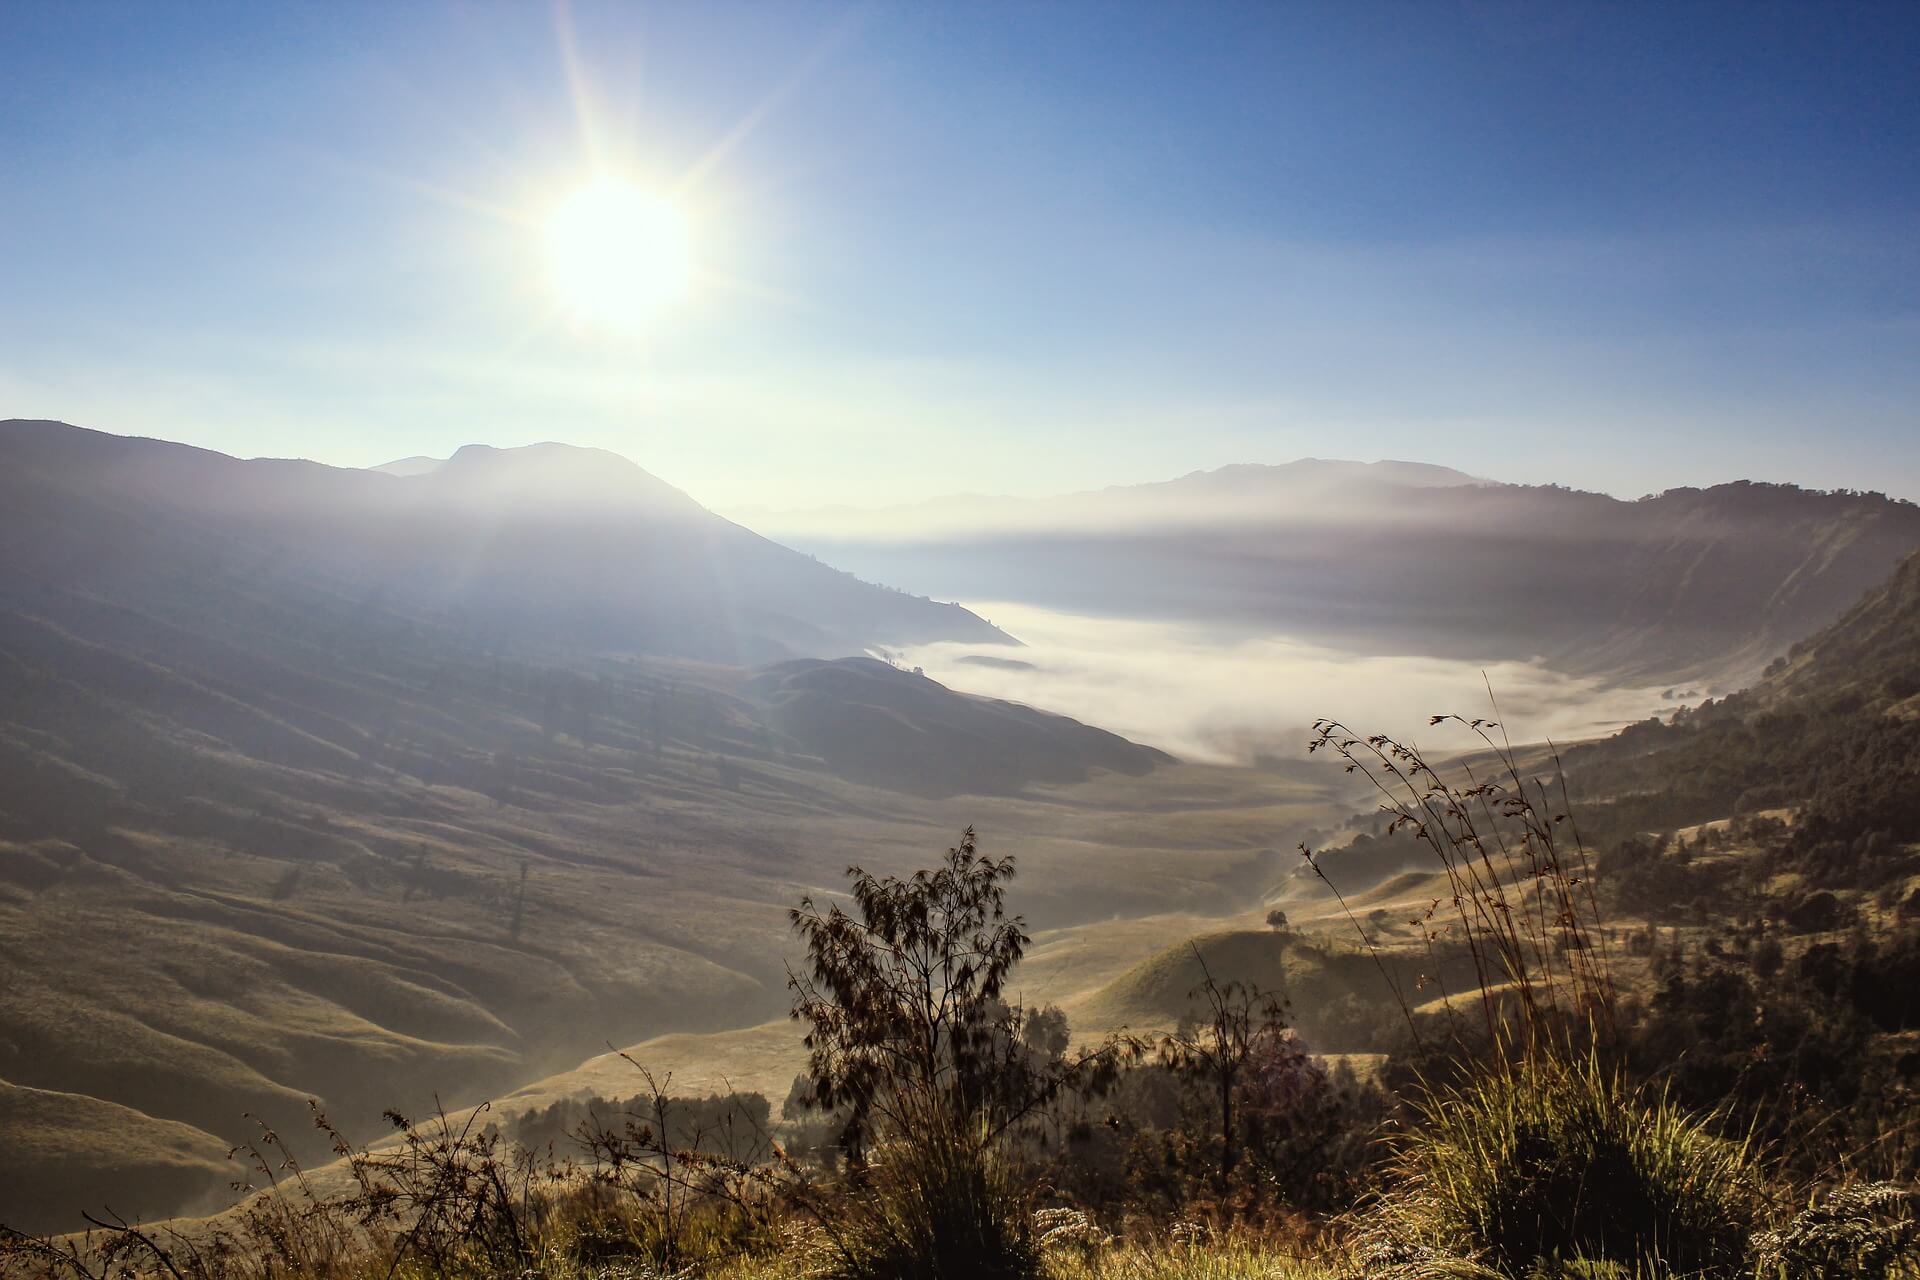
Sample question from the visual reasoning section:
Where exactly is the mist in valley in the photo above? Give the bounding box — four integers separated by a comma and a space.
899, 600, 1684, 765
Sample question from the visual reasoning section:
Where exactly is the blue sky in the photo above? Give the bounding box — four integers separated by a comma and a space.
3, 1, 1917, 508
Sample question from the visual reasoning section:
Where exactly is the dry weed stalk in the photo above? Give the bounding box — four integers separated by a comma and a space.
1303, 709, 1617, 1055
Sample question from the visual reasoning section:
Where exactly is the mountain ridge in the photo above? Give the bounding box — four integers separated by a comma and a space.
735, 457, 1488, 538
753, 465, 1920, 687
0, 419, 1011, 666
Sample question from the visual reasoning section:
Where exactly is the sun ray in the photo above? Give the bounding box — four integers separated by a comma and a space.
551, 0, 608, 173
320, 156, 541, 227
673, 10, 867, 199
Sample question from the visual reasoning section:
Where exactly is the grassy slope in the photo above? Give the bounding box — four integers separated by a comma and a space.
0, 1082, 233, 1227
0, 589, 1342, 1234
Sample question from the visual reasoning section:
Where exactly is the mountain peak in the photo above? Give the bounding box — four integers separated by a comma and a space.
1164, 458, 1484, 491
405, 440, 705, 514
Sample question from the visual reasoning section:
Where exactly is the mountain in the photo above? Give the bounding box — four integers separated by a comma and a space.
0, 420, 1011, 667
757, 463, 1920, 687
1548, 545, 1920, 852
368, 455, 443, 477
741, 458, 1485, 540
0, 423, 1224, 1230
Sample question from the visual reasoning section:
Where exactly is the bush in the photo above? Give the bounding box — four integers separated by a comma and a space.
820, 1105, 1040, 1280
1362, 1050, 1761, 1278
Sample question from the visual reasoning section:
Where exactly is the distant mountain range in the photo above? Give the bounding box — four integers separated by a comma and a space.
738, 458, 1486, 539
0, 420, 1009, 667
754, 460, 1920, 687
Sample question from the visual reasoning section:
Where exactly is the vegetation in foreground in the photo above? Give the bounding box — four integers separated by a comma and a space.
5, 709, 1918, 1280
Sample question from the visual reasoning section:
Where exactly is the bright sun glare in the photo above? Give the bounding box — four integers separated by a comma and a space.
544, 176, 692, 331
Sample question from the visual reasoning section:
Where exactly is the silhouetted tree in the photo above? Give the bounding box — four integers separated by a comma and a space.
788, 828, 1047, 1154
1157, 952, 1294, 1192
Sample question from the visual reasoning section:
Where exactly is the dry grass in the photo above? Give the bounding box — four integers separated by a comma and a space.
0, 654, 1343, 1234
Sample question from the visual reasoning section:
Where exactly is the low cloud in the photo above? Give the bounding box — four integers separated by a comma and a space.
897, 602, 1678, 765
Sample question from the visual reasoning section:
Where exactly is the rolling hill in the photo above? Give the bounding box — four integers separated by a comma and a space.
749, 656, 1171, 796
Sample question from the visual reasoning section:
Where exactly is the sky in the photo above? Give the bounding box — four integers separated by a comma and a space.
3, 1, 1918, 510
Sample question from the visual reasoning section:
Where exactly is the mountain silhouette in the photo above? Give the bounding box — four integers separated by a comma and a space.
0, 420, 1010, 665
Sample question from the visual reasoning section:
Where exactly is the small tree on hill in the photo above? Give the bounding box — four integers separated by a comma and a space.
1157, 951, 1296, 1193
788, 828, 1042, 1152
787, 828, 1116, 1278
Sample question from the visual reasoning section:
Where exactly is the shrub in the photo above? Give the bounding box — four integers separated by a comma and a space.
1751, 1182, 1918, 1280
818, 1103, 1040, 1280
1362, 1050, 1761, 1278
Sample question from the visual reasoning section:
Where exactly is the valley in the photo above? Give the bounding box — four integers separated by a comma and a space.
754, 462, 1920, 688
2, 419, 1917, 1250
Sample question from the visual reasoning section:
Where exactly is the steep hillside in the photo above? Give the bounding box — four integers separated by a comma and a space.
1545, 547, 1920, 871
0, 419, 1010, 666
1752, 547, 1920, 714
760, 465, 1920, 686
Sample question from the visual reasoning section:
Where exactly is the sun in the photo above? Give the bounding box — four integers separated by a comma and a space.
544, 176, 692, 331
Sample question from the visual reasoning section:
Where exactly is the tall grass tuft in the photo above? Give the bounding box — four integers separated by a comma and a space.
1357, 1050, 1760, 1278
1305, 713, 1778, 1278
817, 1098, 1040, 1280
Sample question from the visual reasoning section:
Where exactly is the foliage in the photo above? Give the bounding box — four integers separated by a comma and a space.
788, 827, 1041, 1153
1154, 956, 1301, 1193
1751, 1183, 1918, 1280
786, 828, 1116, 1279
1615, 930, 1919, 1185
510, 1087, 773, 1164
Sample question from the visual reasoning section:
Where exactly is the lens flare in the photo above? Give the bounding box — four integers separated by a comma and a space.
544, 176, 691, 330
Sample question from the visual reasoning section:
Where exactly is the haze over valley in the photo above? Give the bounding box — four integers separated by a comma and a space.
754, 461, 1920, 687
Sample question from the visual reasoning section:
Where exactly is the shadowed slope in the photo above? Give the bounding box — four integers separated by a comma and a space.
748, 656, 1172, 796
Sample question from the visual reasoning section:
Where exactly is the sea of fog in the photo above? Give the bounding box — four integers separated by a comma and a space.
896, 602, 1684, 765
